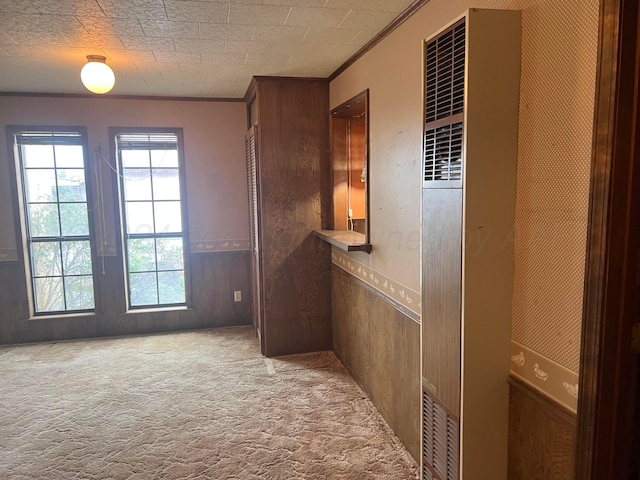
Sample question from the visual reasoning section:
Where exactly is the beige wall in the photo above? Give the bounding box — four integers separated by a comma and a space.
0, 96, 249, 260
330, 0, 598, 408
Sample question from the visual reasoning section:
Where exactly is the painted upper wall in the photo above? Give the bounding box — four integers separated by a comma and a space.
329, 0, 598, 409
0, 96, 250, 260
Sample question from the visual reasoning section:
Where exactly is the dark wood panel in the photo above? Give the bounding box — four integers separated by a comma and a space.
422, 188, 462, 414
576, 1, 640, 478
189, 251, 253, 326
332, 267, 421, 462
508, 376, 576, 480
0, 251, 252, 345
253, 77, 332, 356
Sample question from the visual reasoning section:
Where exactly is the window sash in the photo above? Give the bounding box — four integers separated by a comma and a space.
116, 131, 187, 309
13, 130, 95, 315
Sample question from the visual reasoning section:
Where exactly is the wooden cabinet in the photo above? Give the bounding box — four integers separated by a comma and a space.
421, 10, 521, 480
245, 77, 332, 357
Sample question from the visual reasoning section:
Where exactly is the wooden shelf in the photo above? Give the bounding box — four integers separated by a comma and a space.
313, 229, 372, 253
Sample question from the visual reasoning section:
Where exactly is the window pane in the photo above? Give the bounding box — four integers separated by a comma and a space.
25, 169, 57, 202
156, 238, 184, 270
128, 238, 157, 272
34, 276, 64, 312
152, 169, 180, 200
151, 149, 178, 168
61, 241, 93, 275
23, 144, 54, 168
55, 145, 84, 168
57, 169, 87, 202
129, 272, 158, 306
28, 204, 60, 237
31, 242, 62, 277
158, 271, 185, 304
124, 169, 152, 201
64, 275, 95, 310
60, 203, 89, 236
154, 201, 182, 233
126, 201, 154, 234
121, 149, 150, 168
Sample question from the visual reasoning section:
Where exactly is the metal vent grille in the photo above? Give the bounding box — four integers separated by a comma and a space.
423, 18, 465, 188
425, 20, 466, 124
424, 122, 463, 182
423, 390, 459, 480
424, 463, 434, 480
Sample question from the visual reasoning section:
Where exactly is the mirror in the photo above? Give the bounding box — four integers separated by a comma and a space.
330, 90, 369, 239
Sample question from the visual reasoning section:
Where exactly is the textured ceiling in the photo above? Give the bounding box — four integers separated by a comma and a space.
0, 0, 415, 98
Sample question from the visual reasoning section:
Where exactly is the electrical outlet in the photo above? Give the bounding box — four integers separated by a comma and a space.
233, 290, 242, 302
348, 208, 353, 217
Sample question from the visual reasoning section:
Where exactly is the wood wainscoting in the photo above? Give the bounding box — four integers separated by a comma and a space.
508, 375, 576, 479
0, 250, 252, 345
331, 266, 420, 461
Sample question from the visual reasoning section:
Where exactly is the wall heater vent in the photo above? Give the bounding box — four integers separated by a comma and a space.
423, 18, 466, 188
424, 122, 464, 182
423, 390, 460, 480
424, 20, 466, 123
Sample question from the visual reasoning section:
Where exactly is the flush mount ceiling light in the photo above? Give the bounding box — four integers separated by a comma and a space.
80, 55, 115, 94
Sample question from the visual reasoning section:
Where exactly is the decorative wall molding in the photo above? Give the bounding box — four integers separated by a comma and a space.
510, 340, 579, 413
190, 239, 251, 253
331, 248, 421, 319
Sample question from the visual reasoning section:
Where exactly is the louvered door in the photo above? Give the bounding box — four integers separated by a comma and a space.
245, 126, 264, 353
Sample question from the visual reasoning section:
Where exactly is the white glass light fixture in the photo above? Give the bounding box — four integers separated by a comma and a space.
80, 55, 115, 94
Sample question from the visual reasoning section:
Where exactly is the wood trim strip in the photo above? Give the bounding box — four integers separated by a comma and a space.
509, 375, 577, 420
331, 263, 419, 324
329, 0, 431, 81
331, 248, 421, 321
0, 92, 244, 102
576, 0, 640, 478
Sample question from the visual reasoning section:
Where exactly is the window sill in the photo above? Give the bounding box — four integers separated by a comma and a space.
313, 229, 372, 253
24, 312, 100, 321
121, 306, 195, 316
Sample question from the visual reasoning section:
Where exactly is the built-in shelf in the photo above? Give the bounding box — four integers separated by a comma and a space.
313, 229, 372, 253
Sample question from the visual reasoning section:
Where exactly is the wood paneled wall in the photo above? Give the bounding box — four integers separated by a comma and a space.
331, 266, 420, 461
252, 77, 332, 356
0, 251, 252, 345
508, 376, 576, 480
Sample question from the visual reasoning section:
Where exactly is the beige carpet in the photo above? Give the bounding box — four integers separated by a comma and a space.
0, 326, 419, 479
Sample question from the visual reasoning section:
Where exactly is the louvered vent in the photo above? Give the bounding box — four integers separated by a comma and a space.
424, 18, 465, 188
423, 390, 460, 480
245, 127, 259, 251
424, 20, 465, 123
424, 122, 463, 182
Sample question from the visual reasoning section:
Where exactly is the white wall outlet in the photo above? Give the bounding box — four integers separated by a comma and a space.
233, 290, 242, 302
348, 208, 353, 217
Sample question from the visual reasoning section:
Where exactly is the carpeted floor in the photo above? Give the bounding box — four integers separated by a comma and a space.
0, 326, 419, 479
